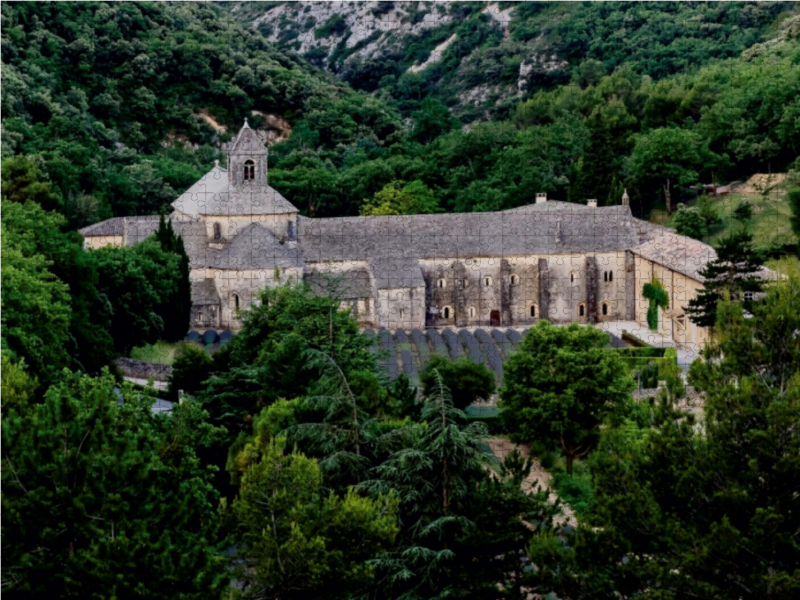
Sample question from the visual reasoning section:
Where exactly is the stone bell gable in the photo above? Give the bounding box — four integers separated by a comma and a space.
226, 118, 269, 188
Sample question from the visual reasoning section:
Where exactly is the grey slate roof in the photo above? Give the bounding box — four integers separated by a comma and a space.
172, 165, 296, 218
205, 223, 304, 270
191, 279, 220, 304
303, 268, 373, 299
629, 222, 717, 281
368, 257, 425, 289
79, 217, 126, 237
298, 205, 640, 262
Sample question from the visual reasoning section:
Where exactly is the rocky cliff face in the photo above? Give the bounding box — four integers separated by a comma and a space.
226, 1, 568, 121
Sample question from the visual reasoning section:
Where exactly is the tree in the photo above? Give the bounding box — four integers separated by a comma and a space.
1, 354, 38, 416
628, 128, 724, 214
686, 230, 765, 328
552, 267, 800, 599
500, 321, 634, 474
168, 343, 213, 401
0, 155, 63, 213
789, 188, 800, 244
154, 214, 191, 342
673, 204, 708, 239
229, 443, 398, 600
92, 238, 181, 355
411, 98, 459, 144
1, 371, 228, 598
420, 354, 496, 411
360, 180, 440, 216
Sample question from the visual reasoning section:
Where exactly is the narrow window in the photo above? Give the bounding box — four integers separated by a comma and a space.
213, 222, 221, 240
484, 276, 492, 287
243, 159, 255, 181
463, 278, 469, 288
399, 309, 405, 319
579, 304, 585, 317
609, 271, 613, 282
469, 307, 476, 318
232, 293, 240, 310
570, 272, 575, 283
443, 307, 450, 319
602, 302, 608, 316
510, 274, 519, 286
530, 304, 536, 318
197, 311, 204, 322
603, 271, 608, 282
437, 278, 446, 289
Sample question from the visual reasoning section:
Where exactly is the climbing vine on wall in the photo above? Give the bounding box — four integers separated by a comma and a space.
642, 278, 669, 331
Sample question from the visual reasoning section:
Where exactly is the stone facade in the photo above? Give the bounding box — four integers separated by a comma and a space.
80, 122, 720, 349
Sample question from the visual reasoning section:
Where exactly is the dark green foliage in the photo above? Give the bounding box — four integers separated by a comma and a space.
1, 165, 116, 385
168, 343, 213, 401
420, 354, 496, 411
789, 188, 800, 242
734, 199, 754, 222
154, 214, 191, 341
548, 270, 800, 599
687, 231, 765, 328
642, 277, 669, 331
364, 372, 561, 599
1, 370, 228, 598
92, 238, 181, 356
673, 205, 709, 239
228, 443, 398, 600
500, 321, 635, 474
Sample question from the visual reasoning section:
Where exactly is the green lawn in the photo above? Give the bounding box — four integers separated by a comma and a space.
129, 341, 183, 365
659, 189, 797, 250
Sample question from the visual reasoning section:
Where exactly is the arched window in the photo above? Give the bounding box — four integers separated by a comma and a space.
510, 274, 519, 286
469, 306, 476, 318
570, 271, 576, 284
443, 306, 451, 319
213, 222, 221, 240
437, 278, 446, 289
603, 271, 608, 282
399, 309, 405, 320
579, 303, 585, 317
484, 276, 492, 287
602, 302, 609, 316
243, 159, 255, 181
462, 278, 469, 288
530, 304, 537, 318
232, 293, 240, 311
609, 271, 613, 282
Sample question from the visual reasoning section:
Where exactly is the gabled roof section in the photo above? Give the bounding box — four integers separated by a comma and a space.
171, 164, 297, 217
227, 119, 267, 156
205, 223, 303, 270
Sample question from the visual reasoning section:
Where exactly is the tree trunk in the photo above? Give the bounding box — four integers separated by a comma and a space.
664, 178, 672, 215
566, 454, 575, 476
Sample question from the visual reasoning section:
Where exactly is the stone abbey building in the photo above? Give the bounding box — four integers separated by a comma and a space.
80, 121, 717, 348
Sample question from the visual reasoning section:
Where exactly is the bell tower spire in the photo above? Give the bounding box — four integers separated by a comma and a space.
227, 118, 268, 187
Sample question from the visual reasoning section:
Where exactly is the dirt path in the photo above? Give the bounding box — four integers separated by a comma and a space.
486, 437, 577, 528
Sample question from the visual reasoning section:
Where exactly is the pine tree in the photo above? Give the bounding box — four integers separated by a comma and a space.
1, 370, 228, 598
686, 230, 765, 328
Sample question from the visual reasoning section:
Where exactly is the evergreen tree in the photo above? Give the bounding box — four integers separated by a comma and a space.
1, 371, 228, 598
154, 214, 191, 342
686, 230, 765, 328
420, 354, 496, 411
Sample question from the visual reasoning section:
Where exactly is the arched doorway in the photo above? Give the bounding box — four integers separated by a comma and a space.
490, 310, 500, 326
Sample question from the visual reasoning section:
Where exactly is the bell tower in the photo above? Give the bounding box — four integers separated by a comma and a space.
227, 118, 268, 188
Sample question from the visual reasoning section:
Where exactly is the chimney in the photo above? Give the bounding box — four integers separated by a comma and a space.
535, 192, 547, 204
587, 199, 598, 208
622, 189, 630, 206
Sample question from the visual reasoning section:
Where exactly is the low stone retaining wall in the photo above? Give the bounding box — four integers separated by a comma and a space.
115, 358, 173, 382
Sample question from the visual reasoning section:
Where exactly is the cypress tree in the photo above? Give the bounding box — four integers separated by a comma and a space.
154, 214, 191, 342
